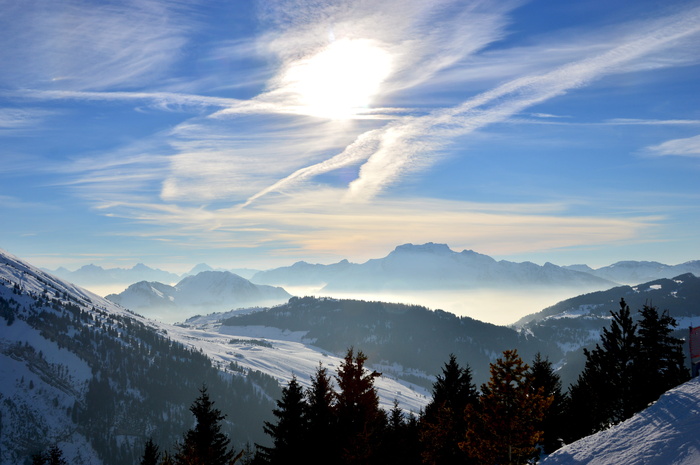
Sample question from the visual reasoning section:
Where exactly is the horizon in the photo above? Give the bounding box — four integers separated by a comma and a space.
2, 1, 699, 273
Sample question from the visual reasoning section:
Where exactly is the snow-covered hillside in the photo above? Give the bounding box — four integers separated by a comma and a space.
541, 378, 700, 465
0, 248, 431, 463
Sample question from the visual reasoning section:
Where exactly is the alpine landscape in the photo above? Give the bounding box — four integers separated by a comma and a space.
2, 0, 700, 464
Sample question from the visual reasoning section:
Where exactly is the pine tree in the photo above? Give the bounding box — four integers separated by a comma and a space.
306, 363, 337, 465
420, 354, 478, 465
634, 303, 689, 408
260, 376, 308, 464
174, 385, 240, 465
462, 350, 552, 465
31, 445, 68, 465
567, 298, 638, 439
334, 348, 385, 465
529, 353, 566, 454
140, 438, 160, 465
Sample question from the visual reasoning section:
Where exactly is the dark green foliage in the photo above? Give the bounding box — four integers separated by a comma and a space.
634, 303, 689, 407
420, 354, 478, 465
174, 386, 238, 465
566, 299, 690, 442
334, 348, 386, 465
140, 438, 160, 465
305, 364, 336, 465
259, 377, 308, 464
529, 353, 567, 454
31, 445, 67, 465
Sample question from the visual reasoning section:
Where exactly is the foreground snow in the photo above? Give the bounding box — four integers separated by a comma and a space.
541, 378, 700, 465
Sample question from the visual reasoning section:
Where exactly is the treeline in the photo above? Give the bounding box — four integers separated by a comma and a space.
119, 298, 689, 465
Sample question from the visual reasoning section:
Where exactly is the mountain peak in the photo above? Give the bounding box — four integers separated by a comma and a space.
392, 242, 454, 255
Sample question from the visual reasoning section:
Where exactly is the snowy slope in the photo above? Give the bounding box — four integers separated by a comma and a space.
0, 247, 429, 432
541, 378, 700, 465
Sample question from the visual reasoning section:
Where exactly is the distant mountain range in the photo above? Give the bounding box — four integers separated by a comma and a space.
46, 243, 700, 296
105, 271, 291, 317
252, 243, 617, 292
45, 262, 260, 288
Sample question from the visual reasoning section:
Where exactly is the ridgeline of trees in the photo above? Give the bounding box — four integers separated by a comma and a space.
31, 298, 691, 465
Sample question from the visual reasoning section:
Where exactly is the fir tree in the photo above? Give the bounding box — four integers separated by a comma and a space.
334, 348, 385, 465
462, 350, 552, 465
306, 363, 337, 465
420, 354, 478, 465
260, 376, 308, 464
140, 438, 160, 465
174, 385, 240, 465
567, 298, 638, 439
529, 353, 566, 454
634, 303, 689, 409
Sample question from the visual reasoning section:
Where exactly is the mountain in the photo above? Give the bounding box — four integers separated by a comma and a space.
540, 378, 700, 465
515, 273, 700, 385
253, 242, 617, 292
105, 271, 292, 320
0, 249, 279, 465
183, 263, 260, 280
564, 260, 700, 285
47, 262, 181, 287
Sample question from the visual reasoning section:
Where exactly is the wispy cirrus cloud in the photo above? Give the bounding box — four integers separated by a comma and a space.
647, 134, 700, 157
237, 3, 700, 205
0, 0, 193, 91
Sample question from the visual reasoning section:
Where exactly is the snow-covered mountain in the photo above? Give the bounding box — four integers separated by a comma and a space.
540, 377, 700, 465
105, 271, 292, 320
0, 248, 432, 464
253, 242, 616, 292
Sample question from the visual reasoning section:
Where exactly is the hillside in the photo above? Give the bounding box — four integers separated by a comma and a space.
0, 250, 279, 464
541, 378, 700, 465
217, 296, 556, 387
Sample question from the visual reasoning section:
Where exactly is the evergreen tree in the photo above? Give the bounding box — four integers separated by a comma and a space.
529, 353, 566, 454
260, 376, 309, 464
306, 363, 337, 465
334, 348, 385, 465
566, 298, 638, 439
420, 354, 478, 465
462, 350, 552, 465
140, 438, 160, 465
31, 445, 67, 465
634, 303, 689, 409
174, 386, 240, 465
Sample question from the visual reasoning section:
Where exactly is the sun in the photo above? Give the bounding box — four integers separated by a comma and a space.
281, 38, 393, 119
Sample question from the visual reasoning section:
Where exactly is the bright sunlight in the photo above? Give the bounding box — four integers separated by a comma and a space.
282, 38, 393, 119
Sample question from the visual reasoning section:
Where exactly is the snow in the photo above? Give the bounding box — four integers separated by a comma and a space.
165, 322, 431, 414
541, 378, 700, 465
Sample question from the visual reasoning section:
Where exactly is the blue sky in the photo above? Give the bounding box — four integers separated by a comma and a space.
1, 0, 699, 273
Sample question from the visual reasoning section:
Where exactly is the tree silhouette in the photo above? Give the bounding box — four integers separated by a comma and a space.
140, 438, 160, 465
420, 354, 478, 465
334, 348, 385, 465
260, 376, 308, 464
174, 385, 240, 465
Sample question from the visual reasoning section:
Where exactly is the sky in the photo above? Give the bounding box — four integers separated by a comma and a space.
1, 0, 700, 274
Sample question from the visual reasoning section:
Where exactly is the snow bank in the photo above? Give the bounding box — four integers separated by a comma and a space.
541, 378, 700, 465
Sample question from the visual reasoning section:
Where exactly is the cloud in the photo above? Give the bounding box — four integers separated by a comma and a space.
0, 0, 192, 90
646, 134, 700, 157
239, 3, 700, 204
92, 187, 659, 263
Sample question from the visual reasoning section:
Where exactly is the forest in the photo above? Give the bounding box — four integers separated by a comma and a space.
31, 297, 686, 465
